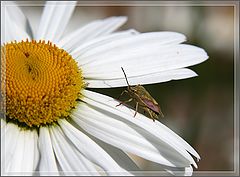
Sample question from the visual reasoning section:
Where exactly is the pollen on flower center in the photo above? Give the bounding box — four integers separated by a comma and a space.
1, 40, 84, 127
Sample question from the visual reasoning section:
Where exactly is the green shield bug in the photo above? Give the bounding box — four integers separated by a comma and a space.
116, 67, 164, 121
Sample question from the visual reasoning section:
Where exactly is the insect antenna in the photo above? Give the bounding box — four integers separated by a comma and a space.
121, 67, 131, 88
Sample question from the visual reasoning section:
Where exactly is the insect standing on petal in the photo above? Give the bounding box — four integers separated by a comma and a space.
116, 67, 164, 121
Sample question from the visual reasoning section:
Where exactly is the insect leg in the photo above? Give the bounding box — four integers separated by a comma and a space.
146, 108, 155, 122
116, 98, 133, 107
133, 102, 139, 117
117, 90, 128, 100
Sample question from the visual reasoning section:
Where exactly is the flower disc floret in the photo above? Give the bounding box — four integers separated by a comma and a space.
1, 40, 84, 127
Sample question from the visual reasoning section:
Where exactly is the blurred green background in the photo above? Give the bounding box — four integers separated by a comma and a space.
20, 1, 236, 173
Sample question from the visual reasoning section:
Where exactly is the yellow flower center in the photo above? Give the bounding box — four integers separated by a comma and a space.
1, 40, 84, 127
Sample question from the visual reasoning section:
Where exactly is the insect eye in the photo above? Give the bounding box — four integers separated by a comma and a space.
130, 88, 135, 92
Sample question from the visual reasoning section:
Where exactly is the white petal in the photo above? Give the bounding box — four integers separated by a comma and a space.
49, 125, 100, 175
1, 4, 30, 44
80, 90, 199, 168
1, 123, 18, 175
35, 1, 76, 43
159, 165, 193, 176
70, 29, 139, 59
39, 127, 59, 175
2, 123, 20, 173
89, 135, 140, 172
86, 89, 200, 162
58, 119, 132, 176
5, 127, 39, 175
75, 31, 186, 63
33, 131, 40, 174
81, 43, 208, 80
58, 16, 128, 52
72, 104, 191, 168
2, 1, 33, 38
72, 103, 192, 168
184, 166, 193, 176
86, 68, 197, 88
154, 122, 200, 161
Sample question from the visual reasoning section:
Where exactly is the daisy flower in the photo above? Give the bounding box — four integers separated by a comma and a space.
1, 1, 208, 176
